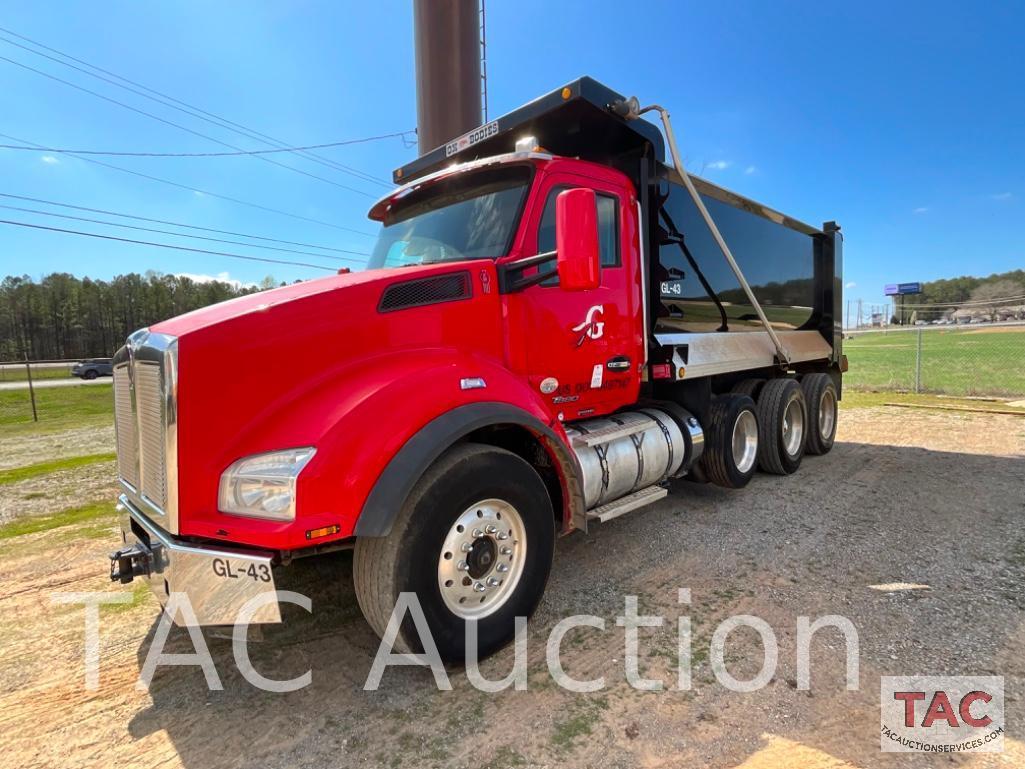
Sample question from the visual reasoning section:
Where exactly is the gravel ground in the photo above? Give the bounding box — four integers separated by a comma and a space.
0, 405, 1023, 769
0, 424, 115, 471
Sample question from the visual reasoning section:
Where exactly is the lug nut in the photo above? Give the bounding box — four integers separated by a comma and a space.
473, 582, 486, 593
497, 532, 509, 540
461, 542, 473, 552
472, 528, 483, 538
500, 546, 512, 556
486, 577, 501, 587
497, 563, 509, 573
457, 561, 468, 572
485, 524, 498, 535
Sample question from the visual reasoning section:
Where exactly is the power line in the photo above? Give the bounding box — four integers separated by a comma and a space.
0, 131, 375, 237
0, 131, 415, 157
0, 54, 378, 198
0, 218, 337, 272
0, 192, 368, 255
0, 27, 397, 188
0, 203, 367, 265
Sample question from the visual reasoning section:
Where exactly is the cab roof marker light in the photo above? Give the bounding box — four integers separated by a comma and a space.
515, 136, 538, 153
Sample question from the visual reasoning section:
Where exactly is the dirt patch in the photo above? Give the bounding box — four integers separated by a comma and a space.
0, 407, 1023, 769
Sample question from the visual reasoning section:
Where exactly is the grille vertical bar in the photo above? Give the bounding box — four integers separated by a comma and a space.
135, 362, 167, 509
113, 365, 139, 488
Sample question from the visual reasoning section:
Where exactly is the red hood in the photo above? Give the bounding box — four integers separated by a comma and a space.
152, 269, 388, 338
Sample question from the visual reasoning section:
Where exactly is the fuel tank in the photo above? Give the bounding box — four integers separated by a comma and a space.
564, 408, 702, 509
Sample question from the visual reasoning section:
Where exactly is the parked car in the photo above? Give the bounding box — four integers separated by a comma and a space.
72, 358, 113, 380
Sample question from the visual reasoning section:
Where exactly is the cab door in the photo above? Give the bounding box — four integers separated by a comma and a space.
513, 169, 644, 420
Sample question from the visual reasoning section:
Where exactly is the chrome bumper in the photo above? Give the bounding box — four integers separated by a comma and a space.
113, 495, 281, 626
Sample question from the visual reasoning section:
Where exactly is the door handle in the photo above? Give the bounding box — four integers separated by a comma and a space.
606, 356, 631, 371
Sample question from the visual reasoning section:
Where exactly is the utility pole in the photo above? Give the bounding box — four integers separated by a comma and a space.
413, 0, 482, 156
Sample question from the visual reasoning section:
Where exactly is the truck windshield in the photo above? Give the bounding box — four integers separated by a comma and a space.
367, 166, 531, 268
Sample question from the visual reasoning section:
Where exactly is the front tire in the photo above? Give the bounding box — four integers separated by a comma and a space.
353, 442, 555, 663
83, 369, 98, 380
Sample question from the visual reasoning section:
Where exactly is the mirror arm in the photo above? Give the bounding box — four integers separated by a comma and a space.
497, 250, 558, 293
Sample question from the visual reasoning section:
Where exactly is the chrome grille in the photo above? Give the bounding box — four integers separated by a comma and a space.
135, 362, 167, 509
113, 365, 139, 488
112, 330, 178, 533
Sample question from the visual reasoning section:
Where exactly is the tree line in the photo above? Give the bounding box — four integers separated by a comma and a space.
0, 272, 273, 362
916, 269, 1025, 306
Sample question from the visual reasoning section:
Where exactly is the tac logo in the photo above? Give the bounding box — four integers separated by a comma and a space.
880, 676, 1004, 753
572, 305, 605, 347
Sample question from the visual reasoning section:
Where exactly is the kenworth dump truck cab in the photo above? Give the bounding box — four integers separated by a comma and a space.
109, 77, 844, 661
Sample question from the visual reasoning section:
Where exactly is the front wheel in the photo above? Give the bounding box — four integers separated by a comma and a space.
83, 369, 98, 380
353, 443, 555, 663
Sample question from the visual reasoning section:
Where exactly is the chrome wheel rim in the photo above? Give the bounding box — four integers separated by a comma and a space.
782, 396, 805, 457
732, 410, 758, 474
819, 388, 836, 440
437, 499, 526, 620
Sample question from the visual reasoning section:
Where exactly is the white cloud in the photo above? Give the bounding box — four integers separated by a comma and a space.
991, 192, 1013, 201
845, 281, 857, 289
40, 155, 59, 164
193, 190, 205, 197
706, 160, 731, 171
913, 206, 929, 214
744, 165, 757, 175
175, 271, 254, 289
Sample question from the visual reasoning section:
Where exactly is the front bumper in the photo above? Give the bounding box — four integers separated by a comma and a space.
111, 495, 281, 626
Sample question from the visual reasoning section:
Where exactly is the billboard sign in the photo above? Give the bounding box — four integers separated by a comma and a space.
884, 282, 923, 296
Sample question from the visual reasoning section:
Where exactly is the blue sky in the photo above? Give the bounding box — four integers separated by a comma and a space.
1, 1, 1022, 314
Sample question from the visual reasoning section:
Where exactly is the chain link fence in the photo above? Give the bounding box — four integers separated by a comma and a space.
844, 321, 1025, 397
0, 359, 113, 428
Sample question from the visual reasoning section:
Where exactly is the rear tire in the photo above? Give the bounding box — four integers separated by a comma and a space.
353, 442, 555, 663
801, 373, 838, 455
731, 378, 765, 400
699, 394, 759, 489
756, 378, 807, 475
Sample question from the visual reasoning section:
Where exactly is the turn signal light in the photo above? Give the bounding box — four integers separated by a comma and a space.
305, 524, 341, 541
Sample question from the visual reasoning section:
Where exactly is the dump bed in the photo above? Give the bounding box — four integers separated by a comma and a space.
392, 76, 842, 364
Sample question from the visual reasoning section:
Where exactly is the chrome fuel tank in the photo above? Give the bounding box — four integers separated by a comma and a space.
564, 408, 701, 509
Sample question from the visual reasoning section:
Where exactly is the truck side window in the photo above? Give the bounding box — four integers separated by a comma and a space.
537, 188, 620, 284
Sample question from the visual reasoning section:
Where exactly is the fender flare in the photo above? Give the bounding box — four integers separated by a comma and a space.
355, 401, 585, 537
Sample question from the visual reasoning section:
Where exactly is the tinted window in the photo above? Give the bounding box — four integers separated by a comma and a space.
537, 188, 619, 284
538, 189, 619, 265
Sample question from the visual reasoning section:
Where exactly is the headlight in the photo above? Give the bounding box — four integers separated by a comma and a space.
218, 447, 316, 521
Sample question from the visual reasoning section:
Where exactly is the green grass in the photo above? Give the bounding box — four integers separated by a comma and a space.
0, 500, 114, 540
844, 327, 1025, 397
0, 452, 116, 485
550, 696, 609, 752
0, 366, 78, 383
0, 382, 114, 434
102, 581, 151, 614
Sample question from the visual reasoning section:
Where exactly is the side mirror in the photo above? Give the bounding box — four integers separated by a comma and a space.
555, 188, 600, 291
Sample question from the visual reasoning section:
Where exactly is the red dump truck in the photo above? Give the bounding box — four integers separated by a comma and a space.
109, 77, 844, 661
